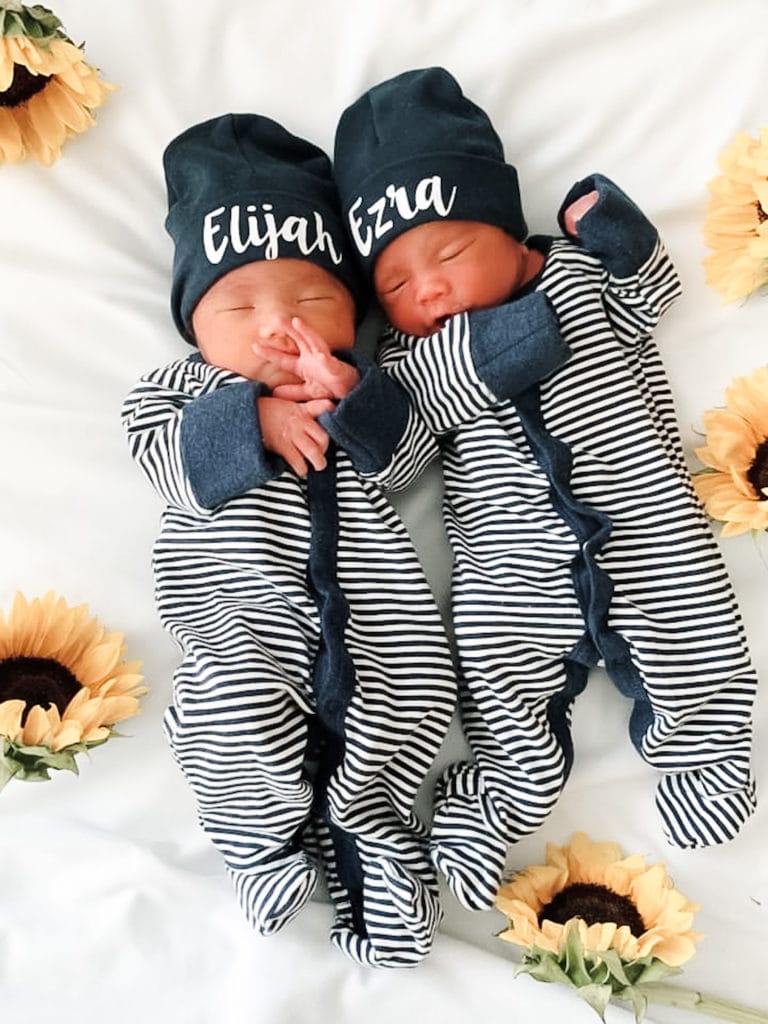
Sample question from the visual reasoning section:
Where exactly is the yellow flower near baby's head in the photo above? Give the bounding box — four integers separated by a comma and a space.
702, 127, 768, 302
0, 591, 147, 786
495, 832, 702, 968
0, 2, 114, 166
694, 365, 768, 537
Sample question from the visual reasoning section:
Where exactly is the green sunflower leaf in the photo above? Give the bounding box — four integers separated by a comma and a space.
592, 948, 633, 988
0, 2, 63, 43
563, 923, 593, 987
576, 983, 613, 1021
614, 983, 648, 1024
634, 958, 682, 985
518, 951, 574, 987
0, 743, 21, 791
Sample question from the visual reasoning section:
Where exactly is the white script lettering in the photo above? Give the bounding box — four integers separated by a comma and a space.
347, 175, 458, 257
201, 204, 343, 265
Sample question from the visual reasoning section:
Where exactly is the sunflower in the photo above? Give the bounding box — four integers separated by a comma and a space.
0, 2, 114, 166
0, 591, 147, 787
702, 128, 768, 303
495, 834, 768, 1023
497, 832, 701, 968
693, 365, 768, 538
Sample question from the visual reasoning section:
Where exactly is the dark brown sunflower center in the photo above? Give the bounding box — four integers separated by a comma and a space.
0, 63, 52, 108
746, 439, 768, 498
0, 656, 81, 724
538, 882, 646, 937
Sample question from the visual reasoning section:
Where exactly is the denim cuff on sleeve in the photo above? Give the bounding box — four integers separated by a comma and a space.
558, 173, 658, 277
321, 349, 410, 474
180, 380, 278, 508
469, 292, 570, 401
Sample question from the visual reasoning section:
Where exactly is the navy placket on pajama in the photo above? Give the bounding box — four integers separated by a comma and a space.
515, 384, 657, 762
303, 443, 367, 939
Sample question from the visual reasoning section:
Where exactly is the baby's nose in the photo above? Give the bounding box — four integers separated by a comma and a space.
414, 272, 449, 303
256, 309, 293, 340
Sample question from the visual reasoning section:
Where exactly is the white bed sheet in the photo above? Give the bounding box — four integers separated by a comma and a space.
1, 2, 766, 1022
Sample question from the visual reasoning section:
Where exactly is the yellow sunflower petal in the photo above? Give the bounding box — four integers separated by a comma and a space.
39, 77, 93, 133
0, 699, 26, 741
725, 368, 768, 439
21, 703, 55, 747
100, 694, 142, 725
701, 409, 760, 469
50, 721, 84, 752
82, 725, 110, 744
0, 106, 26, 163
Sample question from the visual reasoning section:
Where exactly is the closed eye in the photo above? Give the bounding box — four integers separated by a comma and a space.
380, 280, 406, 296
439, 241, 471, 262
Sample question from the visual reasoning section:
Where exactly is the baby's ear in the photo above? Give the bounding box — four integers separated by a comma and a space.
562, 190, 600, 237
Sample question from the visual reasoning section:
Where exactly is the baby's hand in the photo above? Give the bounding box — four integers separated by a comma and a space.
254, 317, 360, 401
562, 190, 599, 237
257, 396, 334, 476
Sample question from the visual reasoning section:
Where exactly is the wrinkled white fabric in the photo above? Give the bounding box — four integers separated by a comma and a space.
1, 1, 766, 1021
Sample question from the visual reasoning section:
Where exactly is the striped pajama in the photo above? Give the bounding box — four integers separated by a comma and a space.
122, 355, 456, 965
366, 200, 758, 911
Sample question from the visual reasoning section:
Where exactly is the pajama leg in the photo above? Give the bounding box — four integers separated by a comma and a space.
605, 554, 757, 848
431, 580, 588, 911
163, 614, 319, 935
319, 633, 456, 966
305, 814, 442, 968
308, 465, 456, 966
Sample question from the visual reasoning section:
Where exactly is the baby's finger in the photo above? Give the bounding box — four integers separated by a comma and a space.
272, 383, 323, 401
288, 316, 330, 356
303, 399, 336, 418
281, 443, 309, 478
299, 434, 329, 472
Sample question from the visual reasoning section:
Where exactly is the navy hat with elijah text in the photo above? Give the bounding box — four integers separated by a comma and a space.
333, 67, 527, 276
164, 113, 368, 343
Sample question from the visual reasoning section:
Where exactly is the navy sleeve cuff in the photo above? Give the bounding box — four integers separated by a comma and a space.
468, 292, 570, 401
321, 350, 410, 475
558, 173, 658, 277
180, 380, 279, 508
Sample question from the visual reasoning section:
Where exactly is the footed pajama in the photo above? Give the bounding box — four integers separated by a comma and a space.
357, 175, 758, 911
122, 352, 456, 965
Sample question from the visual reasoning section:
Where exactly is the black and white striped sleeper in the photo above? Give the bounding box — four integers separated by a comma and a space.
122, 351, 457, 966
353, 176, 759, 912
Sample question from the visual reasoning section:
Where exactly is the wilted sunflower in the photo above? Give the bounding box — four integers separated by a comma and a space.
0, 2, 114, 166
496, 834, 767, 1023
0, 591, 147, 787
694, 365, 768, 538
702, 127, 768, 302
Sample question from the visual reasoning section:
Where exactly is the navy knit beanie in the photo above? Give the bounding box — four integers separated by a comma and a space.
164, 113, 368, 343
333, 67, 527, 277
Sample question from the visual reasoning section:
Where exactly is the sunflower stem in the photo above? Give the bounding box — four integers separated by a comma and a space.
625, 983, 768, 1024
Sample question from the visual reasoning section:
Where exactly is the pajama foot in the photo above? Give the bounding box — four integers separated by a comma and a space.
430, 765, 509, 911
656, 763, 757, 849
230, 850, 318, 935
329, 856, 442, 968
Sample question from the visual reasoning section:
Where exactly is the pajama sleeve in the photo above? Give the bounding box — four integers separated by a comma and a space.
320, 349, 443, 492
379, 296, 569, 435
558, 173, 682, 343
121, 357, 280, 513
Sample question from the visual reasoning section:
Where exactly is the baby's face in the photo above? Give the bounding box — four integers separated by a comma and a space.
191, 259, 355, 385
373, 220, 530, 337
